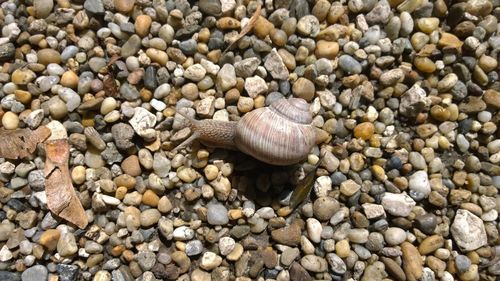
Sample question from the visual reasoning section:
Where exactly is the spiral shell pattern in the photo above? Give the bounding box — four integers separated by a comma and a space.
234, 98, 316, 165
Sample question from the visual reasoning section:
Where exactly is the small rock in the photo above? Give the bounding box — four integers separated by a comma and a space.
207, 203, 228, 225
381, 193, 416, 217
450, 209, 487, 251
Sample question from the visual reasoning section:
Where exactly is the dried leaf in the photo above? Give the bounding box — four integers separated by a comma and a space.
288, 150, 326, 209
223, 4, 261, 54
103, 74, 118, 97
0, 126, 51, 159
106, 54, 121, 69
103, 55, 121, 97
45, 139, 88, 229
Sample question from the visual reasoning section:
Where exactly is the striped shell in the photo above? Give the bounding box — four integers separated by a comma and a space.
234, 98, 316, 166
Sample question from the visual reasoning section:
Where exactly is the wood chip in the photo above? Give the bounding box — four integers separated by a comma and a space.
0, 126, 51, 159
44, 139, 88, 229
223, 4, 261, 54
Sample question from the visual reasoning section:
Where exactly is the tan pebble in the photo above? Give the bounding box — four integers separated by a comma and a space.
177, 167, 197, 183
430, 105, 450, 121
459, 264, 478, 281
478, 55, 497, 73
198, 28, 210, 43
278, 49, 296, 70
142, 190, 159, 207
226, 243, 243, 261
71, 166, 86, 185
277, 206, 293, 217
401, 241, 423, 280
312, 0, 331, 22
115, 0, 135, 14
228, 209, 242, 220
237, 96, 254, 113
135, 15, 152, 37
49, 98, 68, 120
204, 165, 219, 181
11, 68, 36, 85
292, 77, 315, 101
121, 155, 141, 177
254, 16, 275, 39
418, 235, 444, 255
353, 122, 375, 140
254, 95, 265, 108
146, 48, 168, 65
100, 97, 117, 115
14, 90, 31, 105
2, 111, 19, 130
335, 239, 350, 258
438, 32, 463, 49
483, 89, 500, 109
38, 229, 60, 251
426, 256, 446, 277
270, 29, 288, 47
371, 165, 387, 181
37, 49, 61, 65
315, 40, 339, 59
57, 0, 70, 8
414, 56, 436, 73
114, 174, 136, 189
158, 196, 173, 213
115, 186, 128, 200
60, 71, 79, 89
216, 17, 240, 30
416, 18, 440, 34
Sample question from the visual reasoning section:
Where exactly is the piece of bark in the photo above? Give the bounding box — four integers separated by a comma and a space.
223, 4, 261, 54
0, 126, 51, 159
44, 139, 88, 229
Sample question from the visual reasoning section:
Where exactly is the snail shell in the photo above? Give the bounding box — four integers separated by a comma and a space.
235, 98, 316, 165
174, 97, 316, 166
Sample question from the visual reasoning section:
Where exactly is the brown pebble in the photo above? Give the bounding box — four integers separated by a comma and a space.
60, 71, 79, 89
418, 235, 444, 255
38, 229, 60, 251
121, 155, 142, 177
254, 16, 274, 39
135, 15, 152, 37
401, 242, 423, 281
315, 40, 339, 59
14, 90, 32, 104
353, 122, 375, 140
115, 0, 135, 14
142, 190, 159, 207
292, 77, 315, 101
216, 17, 241, 30
37, 49, 61, 65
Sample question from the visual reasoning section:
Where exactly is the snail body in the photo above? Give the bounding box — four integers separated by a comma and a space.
175, 98, 316, 166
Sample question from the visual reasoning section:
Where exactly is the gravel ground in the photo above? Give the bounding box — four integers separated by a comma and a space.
0, 0, 499, 281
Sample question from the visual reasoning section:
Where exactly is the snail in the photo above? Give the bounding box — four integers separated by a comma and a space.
173, 97, 317, 166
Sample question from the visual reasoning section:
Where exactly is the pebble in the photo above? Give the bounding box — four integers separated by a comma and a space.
200, 252, 222, 271
21, 265, 48, 281
384, 227, 406, 246
292, 77, 315, 101
409, 170, 431, 199
382, 193, 416, 217
450, 209, 487, 251
207, 203, 228, 225
0, 1, 498, 281
2, 111, 19, 129
264, 48, 289, 80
